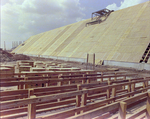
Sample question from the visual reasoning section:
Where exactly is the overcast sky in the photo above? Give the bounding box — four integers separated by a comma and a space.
0, 0, 149, 49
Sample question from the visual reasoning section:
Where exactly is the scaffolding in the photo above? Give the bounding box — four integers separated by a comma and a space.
86, 8, 114, 26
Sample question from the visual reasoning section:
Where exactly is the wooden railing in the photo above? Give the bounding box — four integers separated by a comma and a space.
0, 77, 150, 119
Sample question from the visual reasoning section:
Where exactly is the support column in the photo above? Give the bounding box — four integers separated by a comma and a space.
28, 89, 36, 119
146, 92, 150, 119
118, 102, 127, 119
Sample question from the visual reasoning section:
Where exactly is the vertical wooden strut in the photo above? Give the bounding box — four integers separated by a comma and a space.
146, 92, 150, 119
28, 89, 36, 119
112, 83, 116, 102
93, 53, 95, 70
86, 53, 89, 70
118, 101, 127, 119
76, 84, 81, 107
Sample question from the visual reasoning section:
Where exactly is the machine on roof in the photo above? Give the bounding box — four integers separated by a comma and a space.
86, 8, 114, 26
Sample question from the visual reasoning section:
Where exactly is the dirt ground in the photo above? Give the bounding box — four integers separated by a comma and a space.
1, 55, 150, 77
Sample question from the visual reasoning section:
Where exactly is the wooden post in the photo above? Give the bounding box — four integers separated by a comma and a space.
122, 76, 126, 90
4, 41, 6, 50
24, 77, 28, 89
87, 79, 90, 84
93, 53, 95, 70
28, 89, 36, 119
28, 89, 34, 97
76, 85, 81, 107
82, 74, 86, 84
68, 74, 71, 85
17, 61, 20, 69
86, 53, 89, 70
108, 77, 111, 82
146, 92, 150, 119
123, 76, 126, 80
128, 79, 131, 97
112, 84, 116, 102
101, 72, 103, 82
114, 72, 117, 81
143, 81, 146, 88
57, 81, 62, 102
131, 83, 135, 96
107, 81, 111, 100
82, 79, 86, 84
81, 91, 87, 106
145, 81, 148, 87
18, 81, 24, 89
75, 85, 82, 115
118, 101, 127, 119
81, 88, 87, 113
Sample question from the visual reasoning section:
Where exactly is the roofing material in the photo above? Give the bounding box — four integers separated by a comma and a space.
13, 1, 150, 64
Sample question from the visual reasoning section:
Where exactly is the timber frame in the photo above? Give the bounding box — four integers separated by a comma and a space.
0, 60, 150, 119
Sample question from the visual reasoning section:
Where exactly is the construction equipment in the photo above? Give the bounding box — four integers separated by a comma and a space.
86, 8, 114, 26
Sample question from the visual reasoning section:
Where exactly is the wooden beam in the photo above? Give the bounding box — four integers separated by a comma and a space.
66, 102, 119, 119
0, 90, 88, 110
122, 92, 148, 104
92, 112, 110, 119
127, 107, 146, 119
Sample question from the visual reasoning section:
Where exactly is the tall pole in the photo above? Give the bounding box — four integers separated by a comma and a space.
93, 53, 95, 70
4, 41, 6, 50
86, 53, 89, 70
12, 41, 13, 48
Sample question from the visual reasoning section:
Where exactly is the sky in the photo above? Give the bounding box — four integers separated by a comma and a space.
0, 0, 149, 49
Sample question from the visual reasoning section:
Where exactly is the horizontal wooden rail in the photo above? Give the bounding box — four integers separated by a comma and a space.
1, 82, 149, 110
0, 70, 96, 78
60, 71, 127, 78
1, 78, 150, 109
1, 89, 150, 119
0, 77, 149, 119
0, 73, 137, 88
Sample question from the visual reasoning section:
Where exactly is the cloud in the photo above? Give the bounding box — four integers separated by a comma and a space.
106, 0, 148, 11
106, 3, 119, 11
1, 0, 85, 49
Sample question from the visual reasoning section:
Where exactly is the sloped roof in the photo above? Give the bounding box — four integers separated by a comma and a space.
13, 1, 150, 63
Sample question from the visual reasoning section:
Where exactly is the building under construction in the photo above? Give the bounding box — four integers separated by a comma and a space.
0, 1, 150, 119
12, 1, 150, 67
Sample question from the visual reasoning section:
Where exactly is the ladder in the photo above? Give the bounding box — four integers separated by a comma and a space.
140, 43, 150, 63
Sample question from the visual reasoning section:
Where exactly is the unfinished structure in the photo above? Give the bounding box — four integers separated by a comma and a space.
0, 59, 150, 119
12, 1, 150, 65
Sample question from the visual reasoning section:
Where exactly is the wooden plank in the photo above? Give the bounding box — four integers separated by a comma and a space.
0, 90, 28, 96
34, 84, 77, 93
37, 88, 149, 119
122, 92, 148, 104
37, 98, 75, 110
0, 90, 87, 110
0, 95, 28, 101
66, 102, 119, 119
92, 112, 110, 119
87, 93, 106, 100
1, 81, 149, 110
127, 107, 146, 119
